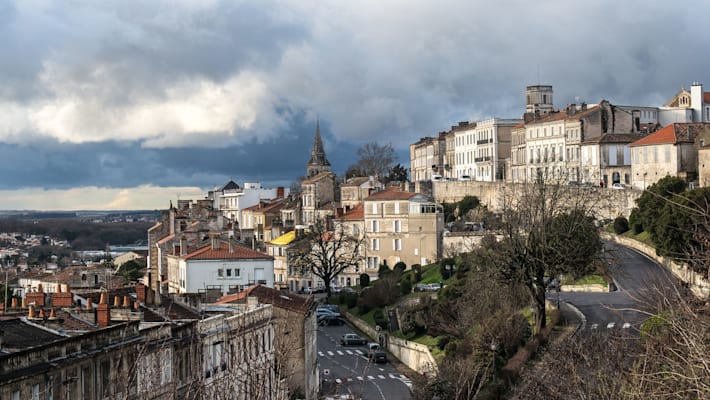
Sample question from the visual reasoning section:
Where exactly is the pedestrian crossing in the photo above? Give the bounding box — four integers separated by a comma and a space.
326, 373, 411, 385
588, 321, 635, 331
319, 350, 365, 357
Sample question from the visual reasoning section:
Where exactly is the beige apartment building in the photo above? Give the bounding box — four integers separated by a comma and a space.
363, 187, 444, 270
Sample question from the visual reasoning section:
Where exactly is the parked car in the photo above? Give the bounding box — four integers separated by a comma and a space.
341, 333, 367, 346
611, 183, 625, 190
341, 287, 356, 294
318, 315, 344, 326
367, 342, 388, 363
458, 175, 472, 181
431, 174, 443, 181
316, 308, 341, 318
319, 304, 340, 313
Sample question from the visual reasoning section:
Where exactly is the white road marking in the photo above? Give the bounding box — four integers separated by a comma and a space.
327, 351, 335, 356
378, 375, 386, 379
336, 350, 344, 355
357, 377, 364, 381
318, 351, 324, 357
367, 376, 375, 380
591, 323, 599, 330
607, 322, 616, 329
345, 350, 353, 355
355, 350, 363, 355
335, 378, 342, 384
622, 322, 631, 329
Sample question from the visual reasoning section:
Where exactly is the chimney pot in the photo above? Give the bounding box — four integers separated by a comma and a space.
113, 296, 120, 307
49, 308, 57, 320
123, 296, 131, 308
11, 297, 18, 308
28, 305, 36, 319
86, 299, 93, 310
37, 284, 43, 293
99, 292, 107, 305
21, 297, 27, 309
38, 308, 46, 319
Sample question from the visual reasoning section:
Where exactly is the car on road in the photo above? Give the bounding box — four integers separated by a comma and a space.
340, 333, 367, 346
317, 309, 341, 319
611, 183, 625, 190
367, 342, 387, 363
318, 315, 344, 326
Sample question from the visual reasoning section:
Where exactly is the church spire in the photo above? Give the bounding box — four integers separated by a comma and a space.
306, 117, 331, 177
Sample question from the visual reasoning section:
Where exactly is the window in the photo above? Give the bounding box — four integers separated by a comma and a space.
226, 269, 232, 277
352, 224, 360, 235
218, 269, 223, 277
371, 239, 380, 251
371, 220, 380, 232
371, 203, 377, 214
394, 202, 400, 214
393, 220, 401, 233
367, 256, 380, 269
393, 239, 402, 251
234, 268, 240, 277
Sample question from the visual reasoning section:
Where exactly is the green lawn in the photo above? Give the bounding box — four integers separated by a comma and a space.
571, 273, 607, 286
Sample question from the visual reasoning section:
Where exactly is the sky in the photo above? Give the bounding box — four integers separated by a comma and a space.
0, 0, 708, 210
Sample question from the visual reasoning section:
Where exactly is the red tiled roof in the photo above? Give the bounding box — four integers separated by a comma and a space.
629, 123, 710, 147
242, 199, 285, 213
342, 204, 364, 220
365, 187, 417, 201
705, 92, 710, 103
183, 242, 273, 261
215, 285, 312, 314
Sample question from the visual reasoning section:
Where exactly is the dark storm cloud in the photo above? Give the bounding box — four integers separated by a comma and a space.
0, 0, 709, 200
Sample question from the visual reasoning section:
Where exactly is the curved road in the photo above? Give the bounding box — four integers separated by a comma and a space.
560, 241, 680, 333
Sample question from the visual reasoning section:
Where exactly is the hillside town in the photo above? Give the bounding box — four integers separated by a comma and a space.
2, 82, 710, 399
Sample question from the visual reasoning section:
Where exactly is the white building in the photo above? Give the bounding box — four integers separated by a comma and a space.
207, 181, 288, 229
454, 118, 521, 181
168, 235, 274, 295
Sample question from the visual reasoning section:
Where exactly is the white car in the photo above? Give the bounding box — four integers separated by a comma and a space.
458, 175, 471, 181
611, 183, 625, 190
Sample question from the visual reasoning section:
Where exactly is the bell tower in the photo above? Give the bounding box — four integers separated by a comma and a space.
306, 118, 331, 178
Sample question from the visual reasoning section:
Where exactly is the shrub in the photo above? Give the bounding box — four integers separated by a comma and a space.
632, 223, 644, 235
437, 336, 452, 350
359, 273, 370, 288
394, 261, 407, 272
378, 264, 391, 278
373, 308, 388, 329
412, 264, 422, 282
400, 275, 413, 295
613, 216, 629, 234
361, 275, 400, 309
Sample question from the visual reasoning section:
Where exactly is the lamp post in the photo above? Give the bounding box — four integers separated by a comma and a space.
643, 172, 647, 191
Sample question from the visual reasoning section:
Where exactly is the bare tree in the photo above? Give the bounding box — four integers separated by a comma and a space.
289, 218, 366, 298
495, 180, 602, 333
346, 142, 396, 180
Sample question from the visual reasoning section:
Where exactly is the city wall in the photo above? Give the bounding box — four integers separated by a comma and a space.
432, 181, 641, 220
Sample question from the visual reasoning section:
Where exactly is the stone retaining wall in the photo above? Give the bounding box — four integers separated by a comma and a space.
344, 311, 438, 375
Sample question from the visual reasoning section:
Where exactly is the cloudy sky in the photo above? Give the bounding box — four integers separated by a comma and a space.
0, 1, 708, 210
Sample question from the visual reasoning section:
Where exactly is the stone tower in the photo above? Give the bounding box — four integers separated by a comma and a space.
306, 119, 331, 178
525, 85, 554, 115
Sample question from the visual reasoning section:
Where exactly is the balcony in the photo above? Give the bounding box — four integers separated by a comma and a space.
474, 156, 492, 162
476, 138, 493, 145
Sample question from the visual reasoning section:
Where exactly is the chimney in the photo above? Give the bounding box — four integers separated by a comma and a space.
28, 305, 36, 319
113, 296, 121, 307
210, 232, 220, 250
277, 186, 285, 199
97, 301, 110, 328
37, 284, 43, 293
38, 308, 46, 319
123, 296, 131, 308
26, 290, 46, 307
48, 308, 57, 320
86, 299, 93, 310
136, 284, 146, 303
580, 102, 587, 110
11, 297, 18, 309
99, 292, 107, 305
21, 297, 27, 309
180, 235, 187, 256
52, 284, 73, 307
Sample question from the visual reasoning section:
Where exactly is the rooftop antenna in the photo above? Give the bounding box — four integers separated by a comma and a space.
537, 64, 540, 85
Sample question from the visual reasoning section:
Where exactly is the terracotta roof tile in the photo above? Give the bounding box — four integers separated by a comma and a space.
342, 204, 364, 220
629, 123, 710, 147
365, 187, 417, 201
215, 285, 312, 314
705, 92, 710, 103
183, 242, 273, 261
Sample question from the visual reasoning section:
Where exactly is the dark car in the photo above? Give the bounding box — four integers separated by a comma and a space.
367, 342, 387, 363
318, 315, 344, 326
340, 333, 367, 346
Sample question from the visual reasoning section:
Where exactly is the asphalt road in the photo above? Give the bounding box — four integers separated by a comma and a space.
317, 321, 413, 400
560, 241, 681, 334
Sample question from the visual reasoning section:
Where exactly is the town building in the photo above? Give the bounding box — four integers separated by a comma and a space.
207, 181, 288, 236
363, 187, 444, 269
167, 234, 274, 295
215, 285, 318, 400
629, 123, 710, 189
409, 133, 446, 182
454, 118, 520, 181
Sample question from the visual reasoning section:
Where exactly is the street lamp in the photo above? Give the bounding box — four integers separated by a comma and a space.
643, 172, 647, 191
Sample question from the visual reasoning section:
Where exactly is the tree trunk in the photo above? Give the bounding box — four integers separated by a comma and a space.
534, 286, 547, 332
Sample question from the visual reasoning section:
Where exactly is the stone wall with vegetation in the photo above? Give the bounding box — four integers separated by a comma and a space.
344, 311, 437, 375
